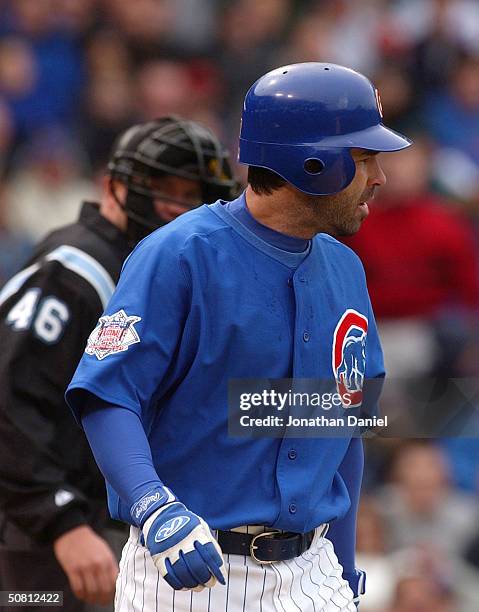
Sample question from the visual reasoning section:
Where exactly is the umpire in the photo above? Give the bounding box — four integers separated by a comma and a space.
0, 116, 236, 611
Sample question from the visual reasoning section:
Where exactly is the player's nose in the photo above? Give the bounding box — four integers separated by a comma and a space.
369, 156, 387, 187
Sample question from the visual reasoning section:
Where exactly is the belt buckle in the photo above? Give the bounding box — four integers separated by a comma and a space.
249, 531, 279, 564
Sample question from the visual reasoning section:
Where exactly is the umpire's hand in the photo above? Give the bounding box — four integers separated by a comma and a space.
142, 501, 226, 591
53, 525, 119, 605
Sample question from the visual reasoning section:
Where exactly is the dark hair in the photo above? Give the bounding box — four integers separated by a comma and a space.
248, 166, 286, 195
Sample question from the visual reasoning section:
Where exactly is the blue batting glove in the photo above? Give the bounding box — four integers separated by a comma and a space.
142, 501, 226, 592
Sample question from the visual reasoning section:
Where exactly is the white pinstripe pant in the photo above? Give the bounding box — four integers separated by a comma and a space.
115, 526, 357, 612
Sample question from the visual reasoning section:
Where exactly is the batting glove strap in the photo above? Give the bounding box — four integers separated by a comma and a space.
130, 486, 177, 526
344, 568, 366, 599
142, 502, 226, 591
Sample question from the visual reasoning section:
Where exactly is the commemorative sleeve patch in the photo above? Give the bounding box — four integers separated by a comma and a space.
85, 309, 141, 360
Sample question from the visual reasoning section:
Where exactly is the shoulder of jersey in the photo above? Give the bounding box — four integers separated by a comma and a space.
136, 204, 227, 250
315, 233, 363, 263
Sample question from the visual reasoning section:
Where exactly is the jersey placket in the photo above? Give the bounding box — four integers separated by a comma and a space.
274, 256, 318, 532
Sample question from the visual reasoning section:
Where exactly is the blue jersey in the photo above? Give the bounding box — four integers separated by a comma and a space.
67, 196, 384, 532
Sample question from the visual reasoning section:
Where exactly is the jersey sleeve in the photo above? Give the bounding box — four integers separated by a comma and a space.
365, 293, 385, 379
359, 293, 385, 426
81, 400, 166, 515
0, 261, 104, 542
326, 437, 364, 596
66, 233, 191, 421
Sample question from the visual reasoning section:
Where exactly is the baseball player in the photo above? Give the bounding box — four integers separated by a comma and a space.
0, 116, 236, 612
66, 64, 412, 611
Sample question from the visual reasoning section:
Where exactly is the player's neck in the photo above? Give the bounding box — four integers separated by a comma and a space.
245, 185, 324, 239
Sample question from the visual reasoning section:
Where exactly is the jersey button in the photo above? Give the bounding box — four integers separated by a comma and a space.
303, 331, 310, 342
287, 277, 293, 287
288, 449, 297, 460
289, 503, 297, 514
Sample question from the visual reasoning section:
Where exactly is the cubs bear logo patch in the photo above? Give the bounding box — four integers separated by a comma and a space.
332, 309, 368, 408
85, 309, 141, 360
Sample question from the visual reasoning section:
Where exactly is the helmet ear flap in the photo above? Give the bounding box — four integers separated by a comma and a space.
241, 141, 357, 195
304, 149, 357, 195
292, 148, 356, 195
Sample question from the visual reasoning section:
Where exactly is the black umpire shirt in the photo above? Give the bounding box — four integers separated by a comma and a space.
0, 202, 130, 544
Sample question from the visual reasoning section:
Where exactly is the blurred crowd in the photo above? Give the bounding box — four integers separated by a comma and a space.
1, 0, 479, 610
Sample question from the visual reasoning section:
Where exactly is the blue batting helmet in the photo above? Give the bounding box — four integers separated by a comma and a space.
239, 63, 412, 195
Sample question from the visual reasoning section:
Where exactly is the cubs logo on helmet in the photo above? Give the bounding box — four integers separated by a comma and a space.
332, 309, 368, 408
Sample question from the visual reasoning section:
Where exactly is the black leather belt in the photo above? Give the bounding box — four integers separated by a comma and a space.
217, 529, 315, 563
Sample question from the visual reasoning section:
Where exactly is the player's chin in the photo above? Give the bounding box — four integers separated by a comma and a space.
350, 204, 369, 232
333, 225, 360, 237
338, 216, 365, 236
329, 207, 367, 236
